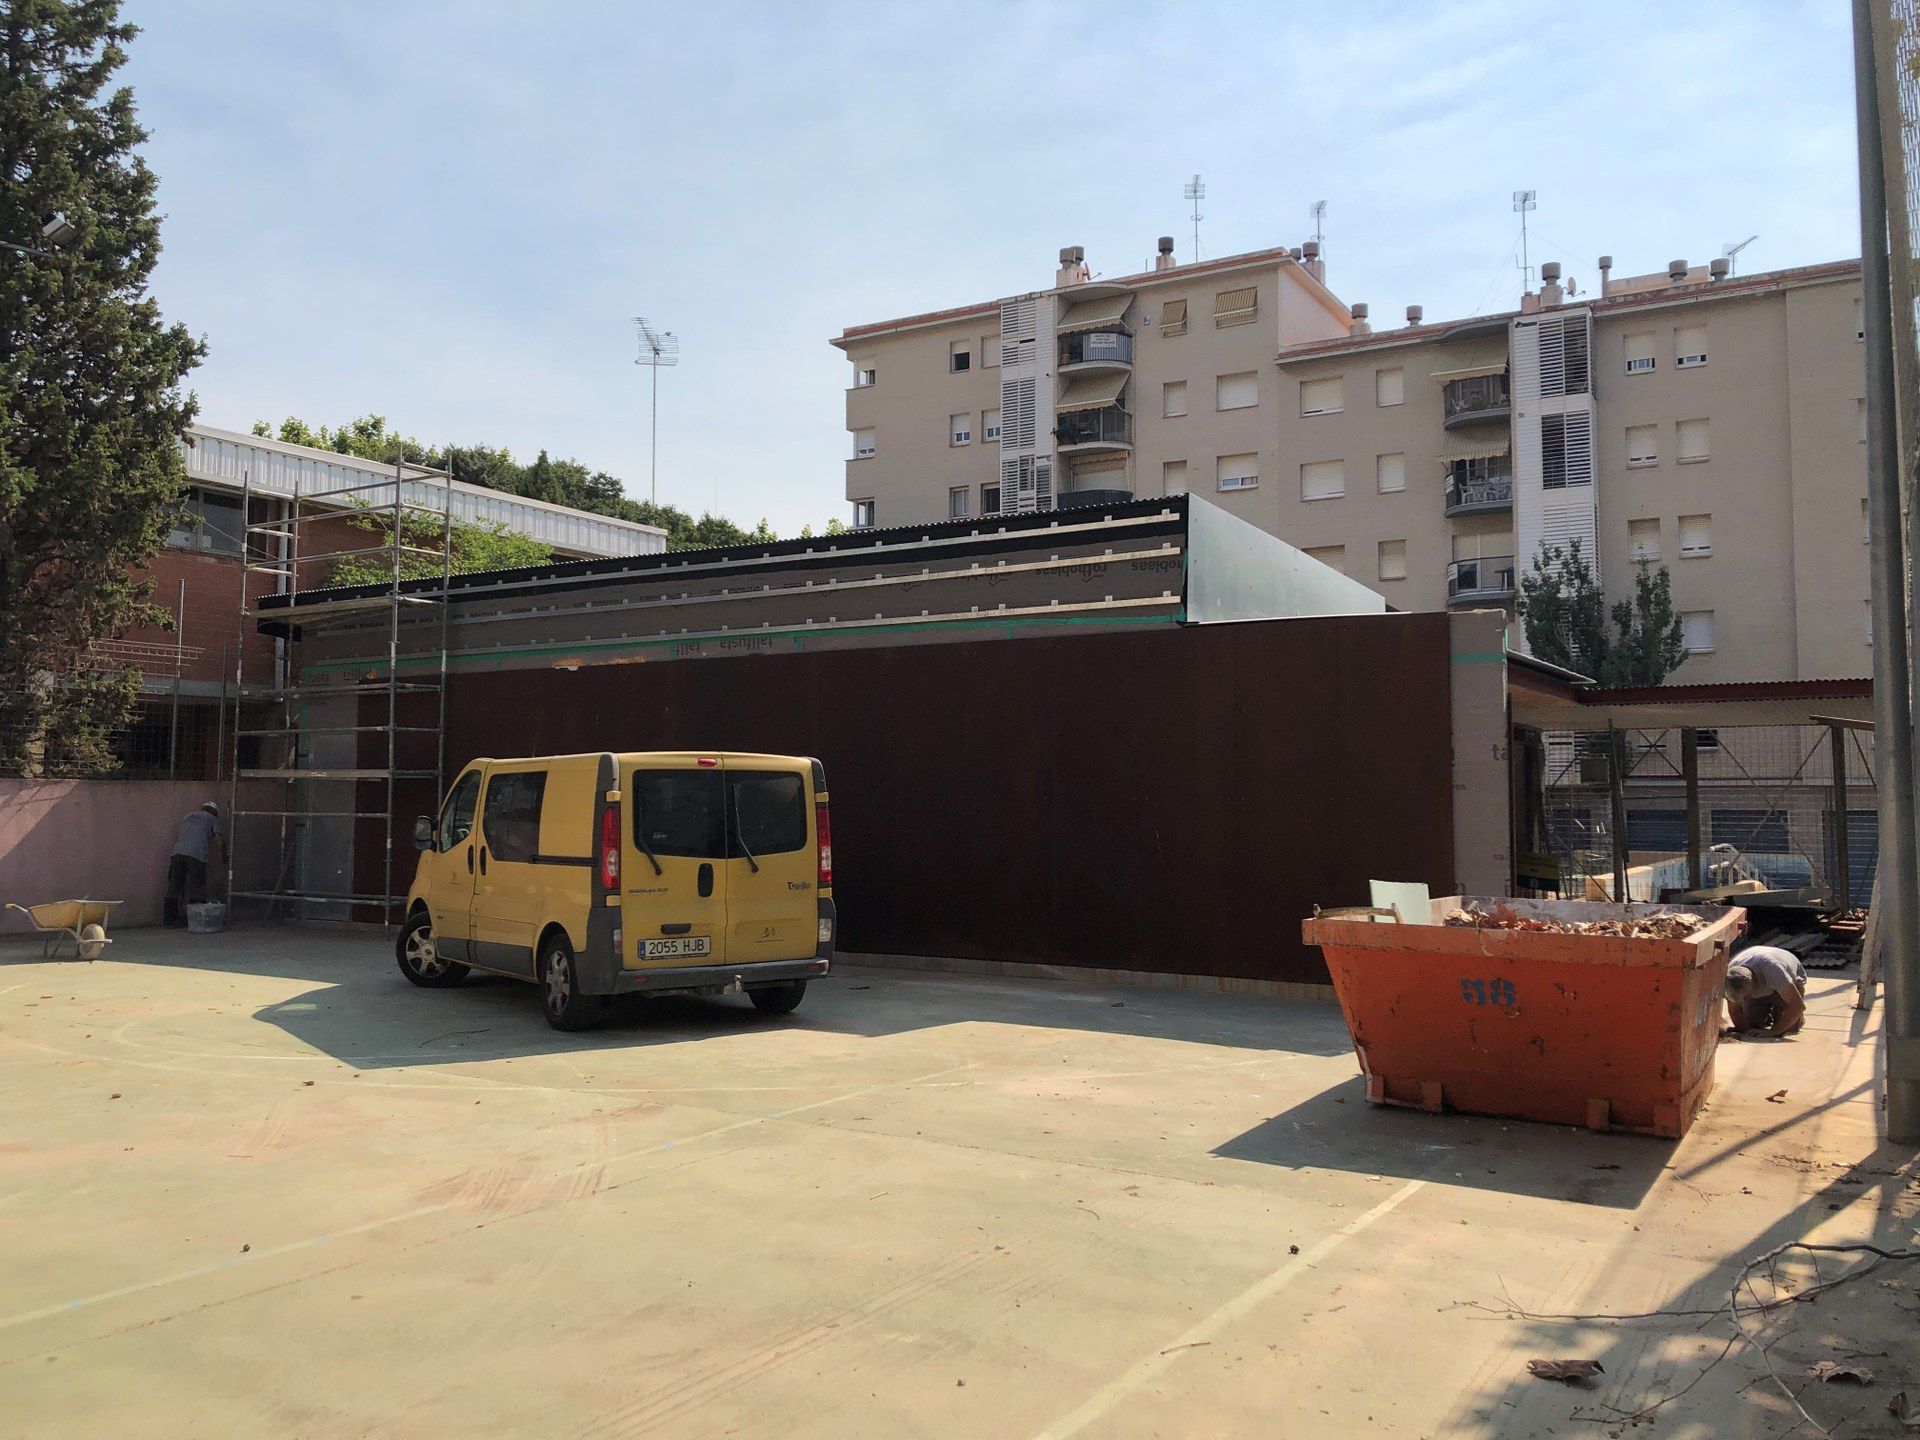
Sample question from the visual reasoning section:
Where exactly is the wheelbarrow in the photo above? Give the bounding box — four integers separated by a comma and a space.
5, 900, 122, 960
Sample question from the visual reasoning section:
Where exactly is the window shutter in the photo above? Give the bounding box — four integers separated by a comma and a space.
1303, 545, 1345, 573
1214, 287, 1257, 326
1161, 299, 1188, 336
1218, 453, 1260, 490
1376, 453, 1405, 493
1300, 376, 1343, 415
1682, 611, 1715, 652
1375, 367, 1404, 406
853, 428, 876, 459
1623, 332, 1655, 373
1677, 418, 1709, 462
1675, 325, 1707, 367
1216, 372, 1258, 410
1163, 381, 1188, 417
1679, 513, 1711, 556
1300, 459, 1345, 500
1629, 518, 1660, 560
1626, 424, 1658, 464
1378, 539, 1408, 580
1162, 460, 1188, 495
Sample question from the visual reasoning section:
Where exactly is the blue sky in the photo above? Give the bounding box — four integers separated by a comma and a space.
125, 1, 1859, 538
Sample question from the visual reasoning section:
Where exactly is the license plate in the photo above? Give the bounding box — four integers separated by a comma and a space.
643, 936, 710, 960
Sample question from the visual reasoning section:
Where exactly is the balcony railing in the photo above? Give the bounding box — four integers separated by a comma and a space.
1442, 468, 1514, 517
1054, 406, 1133, 449
1447, 555, 1517, 603
1442, 372, 1510, 426
1058, 330, 1133, 369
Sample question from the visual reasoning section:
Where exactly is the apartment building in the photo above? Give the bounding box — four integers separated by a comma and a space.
834, 240, 1868, 685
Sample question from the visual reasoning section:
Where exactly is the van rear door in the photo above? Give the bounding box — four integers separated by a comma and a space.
723, 758, 818, 963
622, 757, 728, 968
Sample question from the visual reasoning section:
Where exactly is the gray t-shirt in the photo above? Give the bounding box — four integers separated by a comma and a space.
171, 810, 223, 861
1729, 945, 1807, 998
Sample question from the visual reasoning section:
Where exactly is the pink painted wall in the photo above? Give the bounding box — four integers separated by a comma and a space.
0, 780, 285, 930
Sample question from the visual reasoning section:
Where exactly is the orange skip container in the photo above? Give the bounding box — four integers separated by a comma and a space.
1301, 896, 1745, 1139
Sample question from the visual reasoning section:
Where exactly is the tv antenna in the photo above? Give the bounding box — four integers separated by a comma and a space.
632, 317, 679, 507
1184, 174, 1206, 262
1512, 189, 1537, 288
1310, 199, 1326, 248
1722, 235, 1759, 276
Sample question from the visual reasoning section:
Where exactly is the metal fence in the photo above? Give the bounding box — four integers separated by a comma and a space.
1542, 725, 1880, 905
0, 690, 242, 782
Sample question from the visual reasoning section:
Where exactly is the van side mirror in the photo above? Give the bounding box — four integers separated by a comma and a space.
412, 816, 434, 850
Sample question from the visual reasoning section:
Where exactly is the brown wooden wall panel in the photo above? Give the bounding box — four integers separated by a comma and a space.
407, 614, 1454, 985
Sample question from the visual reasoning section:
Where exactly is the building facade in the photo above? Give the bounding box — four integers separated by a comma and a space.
834, 243, 1868, 685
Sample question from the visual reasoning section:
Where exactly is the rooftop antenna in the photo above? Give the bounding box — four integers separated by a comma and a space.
632, 317, 679, 507
1310, 199, 1326, 248
1512, 189, 1537, 289
1184, 174, 1206, 262
1722, 234, 1759, 276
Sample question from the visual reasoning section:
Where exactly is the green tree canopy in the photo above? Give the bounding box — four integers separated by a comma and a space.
1, 0, 205, 775
1517, 539, 1688, 687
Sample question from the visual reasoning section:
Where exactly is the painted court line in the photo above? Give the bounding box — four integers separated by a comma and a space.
1028, 1178, 1426, 1440
0, 1060, 975, 1333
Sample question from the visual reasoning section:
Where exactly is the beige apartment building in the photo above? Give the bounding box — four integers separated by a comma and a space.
833, 239, 1868, 684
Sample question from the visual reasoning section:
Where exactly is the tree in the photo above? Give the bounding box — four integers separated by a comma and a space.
1517, 539, 1688, 686
327, 508, 552, 586
0, 1, 205, 775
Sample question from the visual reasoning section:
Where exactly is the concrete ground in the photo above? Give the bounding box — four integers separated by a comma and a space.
0, 927, 1915, 1440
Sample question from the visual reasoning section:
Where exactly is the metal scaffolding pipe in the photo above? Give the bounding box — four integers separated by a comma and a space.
1854, 0, 1920, 1140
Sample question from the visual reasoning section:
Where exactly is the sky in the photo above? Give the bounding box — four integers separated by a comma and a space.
122, 1, 1861, 539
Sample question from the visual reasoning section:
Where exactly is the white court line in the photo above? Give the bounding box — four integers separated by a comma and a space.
1029, 1178, 1426, 1440
0, 1060, 975, 1333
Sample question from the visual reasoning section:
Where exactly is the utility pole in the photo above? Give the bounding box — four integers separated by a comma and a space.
1853, 0, 1919, 1141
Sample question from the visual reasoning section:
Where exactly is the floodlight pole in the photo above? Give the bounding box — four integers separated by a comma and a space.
650, 358, 659, 508
1853, 0, 1919, 1141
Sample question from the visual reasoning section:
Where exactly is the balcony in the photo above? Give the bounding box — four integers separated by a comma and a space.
1443, 466, 1514, 518
1058, 329, 1134, 373
1442, 372, 1510, 428
1447, 555, 1516, 605
1054, 406, 1133, 454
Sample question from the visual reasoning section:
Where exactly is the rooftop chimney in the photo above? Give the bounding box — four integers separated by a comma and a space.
1155, 235, 1176, 272
1541, 260, 1563, 307
1709, 256, 1730, 281
1056, 244, 1091, 287
1288, 246, 1304, 261
1668, 258, 1688, 283
1598, 254, 1613, 297
1405, 304, 1423, 327
1349, 302, 1371, 337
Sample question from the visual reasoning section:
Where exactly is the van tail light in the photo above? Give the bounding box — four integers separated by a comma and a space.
600, 804, 621, 891
816, 801, 833, 889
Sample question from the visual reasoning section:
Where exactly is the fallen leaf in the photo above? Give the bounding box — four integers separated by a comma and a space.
1767, 1089, 1789, 1103
1528, 1359, 1603, 1383
1811, 1360, 1874, 1385
1890, 1391, 1906, 1416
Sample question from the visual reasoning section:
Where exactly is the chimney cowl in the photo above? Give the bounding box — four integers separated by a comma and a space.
1302, 239, 1320, 259
1060, 244, 1085, 265
1598, 254, 1613, 271
1668, 258, 1688, 281
1709, 257, 1730, 280
1288, 246, 1303, 261
1406, 304, 1423, 326
1350, 302, 1368, 319
1541, 261, 1562, 282
1157, 235, 1174, 255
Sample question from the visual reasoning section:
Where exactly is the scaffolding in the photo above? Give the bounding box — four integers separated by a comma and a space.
225, 456, 454, 924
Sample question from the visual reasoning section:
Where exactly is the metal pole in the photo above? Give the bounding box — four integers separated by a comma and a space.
384, 459, 402, 926
1831, 725, 1852, 907
1854, 0, 1920, 1140
169, 579, 185, 778
650, 359, 659, 508
226, 469, 249, 905
1608, 727, 1629, 902
1682, 729, 1702, 891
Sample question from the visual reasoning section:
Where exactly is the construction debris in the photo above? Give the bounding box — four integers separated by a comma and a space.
1810, 1360, 1875, 1385
1527, 1358, 1604, 1384
1443, 905, 1700, 940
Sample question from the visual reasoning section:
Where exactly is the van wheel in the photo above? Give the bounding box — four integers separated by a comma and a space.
540, 934, 602, 1031
397, 912, 469, 988
749, 980, 808, 1015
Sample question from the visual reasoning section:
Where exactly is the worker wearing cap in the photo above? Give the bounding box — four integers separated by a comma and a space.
1724, 945, 1808, 1038
164, 801, 224, 927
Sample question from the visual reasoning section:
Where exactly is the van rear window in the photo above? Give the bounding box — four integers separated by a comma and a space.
730, 772, 807, 855
632, 770, 725, 859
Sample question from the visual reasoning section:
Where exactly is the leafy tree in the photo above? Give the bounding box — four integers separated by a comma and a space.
0, 1, 205, 775
1517, 539, 1688, 686
327, 508, 552, 586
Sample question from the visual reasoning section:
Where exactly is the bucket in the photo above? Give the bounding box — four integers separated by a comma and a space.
1302, 896, 1745, 1139
186, 902, 227, 934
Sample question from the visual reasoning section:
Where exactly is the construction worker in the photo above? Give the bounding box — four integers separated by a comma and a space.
1724, 945, 1808, 1038
164, 801, 224, 927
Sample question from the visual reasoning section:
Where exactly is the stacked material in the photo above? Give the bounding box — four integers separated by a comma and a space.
1443, 903, 1699, 941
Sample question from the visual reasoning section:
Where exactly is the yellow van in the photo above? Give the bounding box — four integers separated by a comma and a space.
398, 752, 834, 1029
